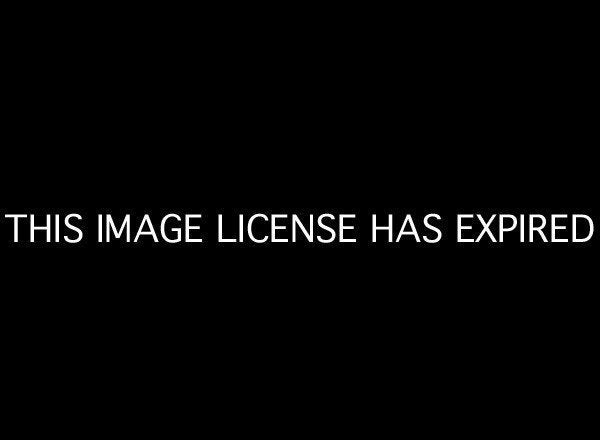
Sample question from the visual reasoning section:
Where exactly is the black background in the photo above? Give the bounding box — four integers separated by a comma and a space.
1, 6, 597, 434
